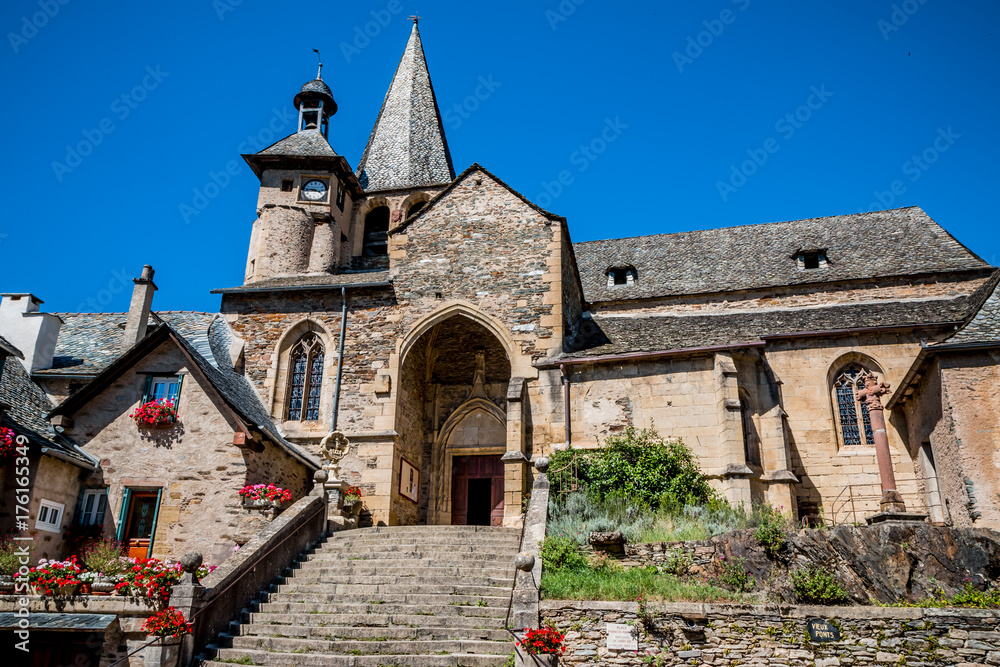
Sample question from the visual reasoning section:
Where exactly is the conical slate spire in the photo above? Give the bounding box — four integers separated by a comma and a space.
356, 23, 455, 192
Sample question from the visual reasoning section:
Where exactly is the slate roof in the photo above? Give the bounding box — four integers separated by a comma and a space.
573, 207, 990, 303
355, 23, 455, 192
564, 297, 971, 359
0, 334, 22, 358
211, 271, 392, 294
36, 312, 217, 376
940, 269, 1000, 345
258, 130, 339, 158
297, 78, 334, 101
0, 356, 92, 465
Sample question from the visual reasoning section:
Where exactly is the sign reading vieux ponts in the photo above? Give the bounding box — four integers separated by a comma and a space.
806, 618, 842, 642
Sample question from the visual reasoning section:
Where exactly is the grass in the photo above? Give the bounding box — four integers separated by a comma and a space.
540, 565, 746, 603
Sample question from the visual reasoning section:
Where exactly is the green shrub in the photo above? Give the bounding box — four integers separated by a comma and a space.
660, 549, 692, 576
949, 584, 1000, 608
753, 504, 788, 557
714, 555, 753, 593
81, 539, 127, 576
0, 539, 26, 577
549, 427, 717, 511
540, 536, 587, 571
791, 565, 848, 605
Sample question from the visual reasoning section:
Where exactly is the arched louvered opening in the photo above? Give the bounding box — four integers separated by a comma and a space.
363, 206, 390, 256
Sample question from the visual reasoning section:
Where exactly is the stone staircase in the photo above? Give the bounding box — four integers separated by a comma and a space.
204, 525, 521, 666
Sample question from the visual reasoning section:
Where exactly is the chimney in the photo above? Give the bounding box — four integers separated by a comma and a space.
123, 265, 157, 350
0, 293, 62, 372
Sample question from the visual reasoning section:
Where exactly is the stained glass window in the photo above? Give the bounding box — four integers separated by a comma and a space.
286, 334, 324, 422
833, 364, 877, 447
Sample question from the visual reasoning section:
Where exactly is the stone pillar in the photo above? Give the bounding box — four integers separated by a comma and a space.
856, 373, 906, 513
306, 215, 341, 273
714, 352, 752, 506
502, 377, 529, 527
170, 551, 206, 667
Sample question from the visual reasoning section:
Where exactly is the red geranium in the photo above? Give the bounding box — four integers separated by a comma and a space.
130, 400, 178, 426
518, 627, 566, 655
344, 486, 363, 502
0, 427, 17, 456
239, 483, 292, 504
114, 557, 180, 601
142, 607, 192, 637
28, 557, 83, 595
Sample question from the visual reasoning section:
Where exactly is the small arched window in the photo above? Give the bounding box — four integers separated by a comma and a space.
363, 206, 390, 256
407, 201, 428, 218
739, 393, 761, 466
832, 363, 877, 446
287, 334, 324, 421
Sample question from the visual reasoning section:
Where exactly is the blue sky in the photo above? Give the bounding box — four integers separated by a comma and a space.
1, 0, 998, 312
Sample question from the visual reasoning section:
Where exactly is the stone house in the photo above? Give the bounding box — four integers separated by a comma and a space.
203, 23, 1000, 529
0, 271, 319, 566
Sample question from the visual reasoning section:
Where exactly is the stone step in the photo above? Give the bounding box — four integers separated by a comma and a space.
239, 623, 511, 642
332, 526, 518, 535
256, 601, 507, 618
265, 591, 509, 608
281, 574, 514, 587
264, 582, 510, 597
323, 537, 521, 549
248, 611, 506, 630
227, 634, 510, 656
207, 650, 510, 666
286, 564, 513, 578
303, 544, 517, 563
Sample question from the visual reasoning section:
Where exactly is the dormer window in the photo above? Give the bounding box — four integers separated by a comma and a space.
606, 267, 637, 287
797, 250, 828, 271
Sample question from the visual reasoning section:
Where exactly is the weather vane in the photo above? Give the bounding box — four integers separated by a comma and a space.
312, 48, 322, 79
407, 13, 421, 24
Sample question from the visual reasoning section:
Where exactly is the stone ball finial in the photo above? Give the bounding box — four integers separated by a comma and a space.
314, 469, 329, 484
180, 552, 203, 574
534, 457, 549, 473
515, 552, 535, 572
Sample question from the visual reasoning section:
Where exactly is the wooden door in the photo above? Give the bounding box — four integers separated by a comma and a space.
451, 455, 505, 526
124, 493, 159, 559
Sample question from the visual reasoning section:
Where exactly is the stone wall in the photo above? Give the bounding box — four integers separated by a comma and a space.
540, 600, 1000, 666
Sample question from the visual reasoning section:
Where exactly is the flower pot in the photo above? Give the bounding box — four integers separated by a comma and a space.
143, 635, 182, 667
0, 575, 14, 593
524, 654, 559, 666
79, 582, 92, 595
242, 498, 270, 510
138, 421, 175, 429
56, 584, 80, 596
91, 579, 116, 595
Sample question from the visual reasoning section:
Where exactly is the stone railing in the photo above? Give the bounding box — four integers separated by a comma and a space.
172, 470, 330, 664
541, 599, 1000, 665
509, 458, 550, 667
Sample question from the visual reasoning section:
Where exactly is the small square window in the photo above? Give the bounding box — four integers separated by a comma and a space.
145, 376, 181, 405
36, 500, 65, 533
613, 271, 628, 285
336, 184, 346, 212
281, 180, 293, 192
803, 252, 821, 269
78, 489, 108, 526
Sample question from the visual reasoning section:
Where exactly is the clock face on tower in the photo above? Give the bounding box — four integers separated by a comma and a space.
301, 179, 328, 201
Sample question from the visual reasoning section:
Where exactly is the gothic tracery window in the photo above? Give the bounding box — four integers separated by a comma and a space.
832, 363, 877, 447
286, 334, 324, 421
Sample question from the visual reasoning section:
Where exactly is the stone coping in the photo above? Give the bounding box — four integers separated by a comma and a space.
0, 595, 161, 614
539, 599, 999, 620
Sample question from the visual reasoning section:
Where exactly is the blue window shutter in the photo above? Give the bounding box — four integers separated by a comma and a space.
95, 490, 108, 526
71, 487, 86, 525
174, 375, 184, 411
115, 488, 132, 541
146, 489, 162, 559
142, 375, 153, 404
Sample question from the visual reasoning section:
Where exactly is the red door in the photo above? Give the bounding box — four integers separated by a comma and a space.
451, 455, 504, 526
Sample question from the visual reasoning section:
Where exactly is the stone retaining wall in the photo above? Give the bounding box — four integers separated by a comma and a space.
540, 600, 1000, 665
620, 541, 717, 571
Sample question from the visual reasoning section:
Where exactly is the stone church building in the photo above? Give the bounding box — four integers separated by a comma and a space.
5, 23, 999, 541
206, 23, 1000, 529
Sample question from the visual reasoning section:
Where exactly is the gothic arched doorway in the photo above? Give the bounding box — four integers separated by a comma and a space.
395, 314, 512, 525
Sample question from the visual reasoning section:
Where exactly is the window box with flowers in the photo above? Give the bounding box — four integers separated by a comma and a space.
114, 557, 180, 602
0, 427, 17, 457
130, 400, 179, 429
28, 557, 83, 596
517, 626, 566, 665
239, 483, 292, 510
141, 607, 191, 667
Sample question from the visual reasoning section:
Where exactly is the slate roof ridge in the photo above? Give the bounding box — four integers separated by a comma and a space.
389, 163, 565, 236
355, 22, 455, 192
0, 334, 23, 359
938, 268, 1000, 344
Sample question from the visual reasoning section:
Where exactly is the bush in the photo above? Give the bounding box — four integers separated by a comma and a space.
753, 504, 788, 557
791, 565, 848, 604
549, 427, 717, 511
949, 584, 1000, 608
713, 555, 753, 593
81, 539, 126, 576
0, 538, 27, 577
540, 536, 588, 571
